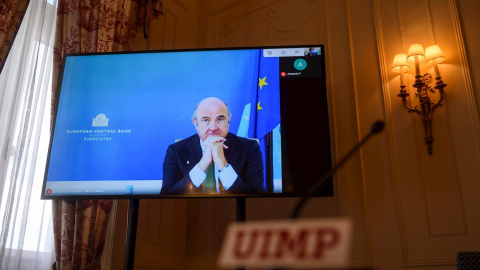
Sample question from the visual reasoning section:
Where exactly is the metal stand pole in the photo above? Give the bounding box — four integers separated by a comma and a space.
236, 197, 246, 270
124, 199, 139, 270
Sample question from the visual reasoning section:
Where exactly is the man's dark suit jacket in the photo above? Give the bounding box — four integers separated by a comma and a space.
160, 132, 265, 195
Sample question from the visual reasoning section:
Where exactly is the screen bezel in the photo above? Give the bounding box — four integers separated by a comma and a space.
41, 44, 332, 200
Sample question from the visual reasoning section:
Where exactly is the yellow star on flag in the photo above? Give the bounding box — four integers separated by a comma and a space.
257, 102, 263, 112
258, 76, 268, 90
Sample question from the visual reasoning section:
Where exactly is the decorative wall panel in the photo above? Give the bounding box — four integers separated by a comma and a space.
374, 0, 480, 266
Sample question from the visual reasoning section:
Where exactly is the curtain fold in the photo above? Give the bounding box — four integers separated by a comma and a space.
0, 0, 57, 268
51, 0, 162, 269
0, 0, 31, 73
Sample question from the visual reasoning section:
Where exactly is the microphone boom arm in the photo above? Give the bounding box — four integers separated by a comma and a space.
289, 121, 384, 219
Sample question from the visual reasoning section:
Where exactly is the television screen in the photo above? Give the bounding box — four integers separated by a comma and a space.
41, 45, 332, 199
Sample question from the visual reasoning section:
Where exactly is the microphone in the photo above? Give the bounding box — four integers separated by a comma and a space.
369, 120, 384, 134
289, 120, 385, 219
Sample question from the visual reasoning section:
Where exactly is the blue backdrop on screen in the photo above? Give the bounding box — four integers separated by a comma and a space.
47, 50, 265, 182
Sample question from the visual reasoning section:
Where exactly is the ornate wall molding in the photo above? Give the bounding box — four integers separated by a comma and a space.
373, 0, 476, 266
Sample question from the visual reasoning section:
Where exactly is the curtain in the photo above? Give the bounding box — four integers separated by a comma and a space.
51, 0, 162, 269
0, 0, 31, 73
0, 0, 58, 269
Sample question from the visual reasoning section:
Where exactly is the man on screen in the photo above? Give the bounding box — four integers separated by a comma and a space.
160, 97, 265, 195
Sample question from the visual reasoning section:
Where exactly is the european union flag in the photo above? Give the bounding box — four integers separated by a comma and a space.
255, 55, 280, 139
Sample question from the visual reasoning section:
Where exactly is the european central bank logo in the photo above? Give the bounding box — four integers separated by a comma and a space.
92, 113, 109, 127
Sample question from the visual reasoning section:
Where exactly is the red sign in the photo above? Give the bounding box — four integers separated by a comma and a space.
217, 218, 352, 269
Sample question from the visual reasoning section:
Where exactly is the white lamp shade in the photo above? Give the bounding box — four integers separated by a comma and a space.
425, 45, 445, 64
406, 44, 426, 63
391, 53, 411, 73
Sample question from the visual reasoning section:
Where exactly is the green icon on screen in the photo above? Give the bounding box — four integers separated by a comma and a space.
294, 59, 307, 70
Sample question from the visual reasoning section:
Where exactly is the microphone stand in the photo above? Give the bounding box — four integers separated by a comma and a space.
290, 120, 385, 219
268, 121, 384, 270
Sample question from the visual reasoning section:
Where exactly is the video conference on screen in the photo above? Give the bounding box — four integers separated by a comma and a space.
41, 45, 332, 199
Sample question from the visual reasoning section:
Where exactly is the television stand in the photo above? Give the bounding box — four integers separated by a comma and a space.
122, 197, 247, 270
236, 197, 246, 270
236, 197, 246, 223
123, 198, 139, 270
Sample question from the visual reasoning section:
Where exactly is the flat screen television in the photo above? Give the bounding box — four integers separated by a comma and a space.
41, 45, 332, 199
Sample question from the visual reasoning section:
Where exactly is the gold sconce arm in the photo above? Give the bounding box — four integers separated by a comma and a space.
397, 86, 422, 115
392, 45, 447, 155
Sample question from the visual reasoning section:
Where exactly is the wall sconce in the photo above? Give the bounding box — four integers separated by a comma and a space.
392, 44, 447, 155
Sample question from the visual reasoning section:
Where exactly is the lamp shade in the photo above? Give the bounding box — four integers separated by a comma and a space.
392, 54, 411, 73
406, 44, 425, 63
425, 45, 445, 64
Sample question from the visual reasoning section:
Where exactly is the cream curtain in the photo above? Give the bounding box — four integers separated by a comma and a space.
0, 0, 58, 269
